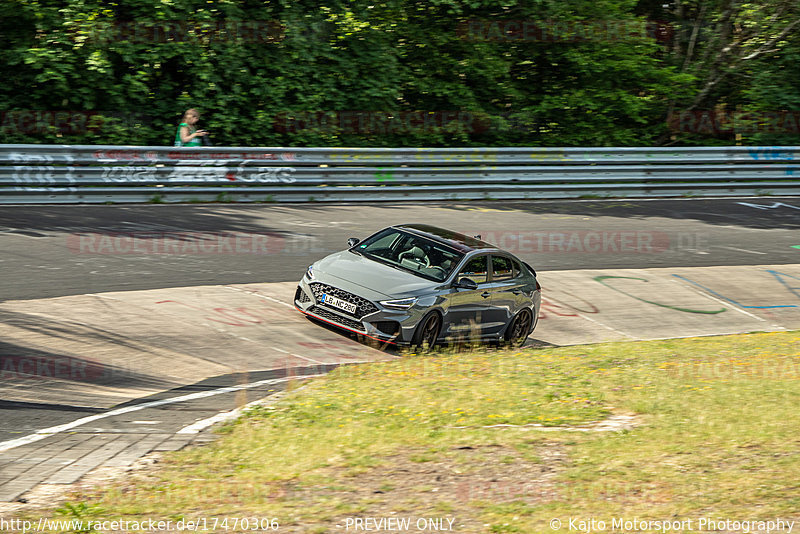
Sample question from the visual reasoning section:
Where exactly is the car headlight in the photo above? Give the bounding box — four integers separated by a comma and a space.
380, 297, 418, 310
305, 265, 314, 280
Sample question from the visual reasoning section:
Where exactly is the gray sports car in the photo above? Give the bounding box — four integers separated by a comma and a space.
294, 224, 541, 347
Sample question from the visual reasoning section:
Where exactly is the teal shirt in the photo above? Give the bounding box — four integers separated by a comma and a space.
174, 122, 201, 146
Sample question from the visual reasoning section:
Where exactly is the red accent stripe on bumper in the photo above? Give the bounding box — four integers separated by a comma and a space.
295, 306, 398, 345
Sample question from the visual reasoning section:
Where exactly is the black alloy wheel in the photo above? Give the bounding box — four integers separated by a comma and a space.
413, 312, 441, 350
504, 309, 532, 347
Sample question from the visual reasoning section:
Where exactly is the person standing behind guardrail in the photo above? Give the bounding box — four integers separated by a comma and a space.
174, 108, 208, 146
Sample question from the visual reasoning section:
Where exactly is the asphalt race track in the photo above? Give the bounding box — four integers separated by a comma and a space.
1, 197, 800, 505
1, 197, 799, 301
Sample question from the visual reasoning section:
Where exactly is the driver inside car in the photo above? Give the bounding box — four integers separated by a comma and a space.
398, 246, 429, 269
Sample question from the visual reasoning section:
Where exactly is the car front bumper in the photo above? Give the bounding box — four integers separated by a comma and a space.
294, 278, 424, 345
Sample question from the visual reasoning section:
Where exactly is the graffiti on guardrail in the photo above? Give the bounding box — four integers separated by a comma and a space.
747, 148, 796, 161
6, 152, 75, 164
169, 152, 298, 162
3, 146, 799, 202
7, 166, 298, 184
11, 166, 76, 184
100, 167, 163, 182
100, 166, 296, 183
93, 150, 161, 162
529, 152, 569, 161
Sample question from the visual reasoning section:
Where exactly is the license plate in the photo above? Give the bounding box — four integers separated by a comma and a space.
321, 293, 357, 314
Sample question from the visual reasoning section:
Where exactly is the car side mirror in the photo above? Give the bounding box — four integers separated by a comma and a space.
454, 277, 478, 290
347, 238, 360, 247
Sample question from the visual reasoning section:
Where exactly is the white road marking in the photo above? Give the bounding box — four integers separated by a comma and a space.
715, 246, 767, 255
177, 410, 240, 434
737, 201, 800, 210
178, 382, 316, 434
571, 310, 637, 339
674, 279, 767, 322
0, 374, 324, 454
223, 285, 295, 309
271, 346, 327, 364
4, 231, 45, 239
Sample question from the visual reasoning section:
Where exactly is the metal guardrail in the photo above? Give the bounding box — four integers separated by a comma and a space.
1, 144, 798, 203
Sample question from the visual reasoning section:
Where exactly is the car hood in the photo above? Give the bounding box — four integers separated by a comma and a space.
314, 251, 440, 299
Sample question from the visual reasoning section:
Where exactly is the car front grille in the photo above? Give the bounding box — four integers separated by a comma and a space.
308, 283, 379, 319
295, 285, 311, 303
308, 305, 365, 332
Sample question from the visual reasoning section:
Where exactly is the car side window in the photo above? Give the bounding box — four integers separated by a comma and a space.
512, 259, 523, 278
457, 256, 489, 285
492, 256, 515, 281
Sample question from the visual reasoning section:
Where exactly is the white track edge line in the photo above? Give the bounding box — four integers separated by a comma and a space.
0, 374, 325, 454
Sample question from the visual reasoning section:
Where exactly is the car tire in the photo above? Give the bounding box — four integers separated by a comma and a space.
411, 312, 441, 350
504, 309, 532, 347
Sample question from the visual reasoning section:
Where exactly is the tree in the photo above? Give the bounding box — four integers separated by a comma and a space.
2, 0, 794, 147
651, 0, 800, 144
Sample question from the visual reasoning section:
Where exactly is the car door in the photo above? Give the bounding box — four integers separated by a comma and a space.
442, 254, 495, 338
485, 255, 529, 335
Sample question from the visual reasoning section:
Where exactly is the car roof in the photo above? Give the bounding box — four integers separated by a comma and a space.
393, 224, 498, 253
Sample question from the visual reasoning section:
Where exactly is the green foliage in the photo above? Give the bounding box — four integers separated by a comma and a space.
54, 502, 104, 533
0, 0, 796, 146
652, 0, 800, 145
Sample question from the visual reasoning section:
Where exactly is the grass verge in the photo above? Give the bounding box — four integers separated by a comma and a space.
16, 331, 800, 533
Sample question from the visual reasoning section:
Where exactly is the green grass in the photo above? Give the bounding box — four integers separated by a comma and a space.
18, 331, 800, 533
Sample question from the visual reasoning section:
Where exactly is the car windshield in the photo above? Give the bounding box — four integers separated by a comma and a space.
353, 228, 464, 282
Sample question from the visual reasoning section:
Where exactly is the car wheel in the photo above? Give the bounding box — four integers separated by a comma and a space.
412, 312, 441, 350
504, 309, 532, 347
